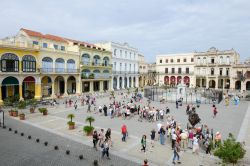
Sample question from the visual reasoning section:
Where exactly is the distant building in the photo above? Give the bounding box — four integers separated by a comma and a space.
95, 42, 139, 90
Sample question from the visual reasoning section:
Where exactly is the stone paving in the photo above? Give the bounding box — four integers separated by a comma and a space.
1, 91, 250, 166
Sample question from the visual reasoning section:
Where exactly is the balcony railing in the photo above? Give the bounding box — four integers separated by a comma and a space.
81, 62, 112, 67
81, 73, 111, 79
112, 71, 139, 74
0, 40, 39, 50
39, 68, 79, 73
159, 72, 194, 75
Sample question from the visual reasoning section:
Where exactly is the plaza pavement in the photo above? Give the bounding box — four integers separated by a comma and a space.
1, 92, 250, 166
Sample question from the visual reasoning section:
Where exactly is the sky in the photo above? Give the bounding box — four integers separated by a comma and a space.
0, 0, 250, 63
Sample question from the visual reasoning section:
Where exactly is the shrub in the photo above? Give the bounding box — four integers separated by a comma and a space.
67, 121, 75, 126
18, 101, 26, 109
214, 133, 246, 165
38, 108, 48, 113
85, 116, 95, 127
83, 126, 94, 134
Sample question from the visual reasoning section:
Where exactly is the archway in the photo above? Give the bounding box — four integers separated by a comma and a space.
177, 76, 182, 84
23, 76, 35, 99
113, 77, 117, 89
133, 77, 136, 87
54, 76, 65, 95
184, 76, 190, 87
209, 80, 216, 88
119, 77, 122, 89
225, 79, 230, 89
42, 57, 53, 72
170, 76, 176, 87
246, 81, 250, 91
67, 76, 76, 94
1, 76, 19, 100
93, 55, 100, 65
235, 80, 241, 90
103, 81, 109, 91
41, 76, 52, 97
164, 76, 169, 85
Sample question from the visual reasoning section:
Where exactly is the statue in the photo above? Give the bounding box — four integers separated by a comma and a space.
188, 110, 201, 127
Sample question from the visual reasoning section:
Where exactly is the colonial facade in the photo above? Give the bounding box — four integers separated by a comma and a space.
156, 47, 250, 91
0, 28, 113, 105
138, 54, 156, 87
156, 53, 195, 87
95, 42, 139, 90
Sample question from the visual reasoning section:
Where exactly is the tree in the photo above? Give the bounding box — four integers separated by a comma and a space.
85, 116, 95, 127
67, 114, 75, 122
214, 133, 246, 165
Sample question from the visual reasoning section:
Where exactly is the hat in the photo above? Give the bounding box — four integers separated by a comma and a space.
216, 132, 220, 135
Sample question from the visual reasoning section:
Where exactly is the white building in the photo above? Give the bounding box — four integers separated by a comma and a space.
156, 53, 195, 87
95, 42, 139, 89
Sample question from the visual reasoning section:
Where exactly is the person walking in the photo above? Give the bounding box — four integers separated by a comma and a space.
180, 129, 188, 150
101, 138, 110, 159
176, 100, 178, 109
192, 136, 199, 155
172, 140, 181, 164
103, 105, 108, 116
121, 124, 127, 142
87, 103, 91, 113
159, 126, 166, 145
150, 129, 156, 151
93, 130, 99, 150
98, 129, 105, 147
141, 135, 147, 153
171, 130, 177, 149
213, 107, 218, 118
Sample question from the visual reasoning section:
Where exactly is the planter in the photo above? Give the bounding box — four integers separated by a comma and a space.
30, 107, 35, 113
83, 126, 94, 136
68, 124, 75, 130
86, 130, 93, 136
19, 114, 25, 120
13, 111, 18, 117
43, 111, 48, 116
8, 110, 13, 116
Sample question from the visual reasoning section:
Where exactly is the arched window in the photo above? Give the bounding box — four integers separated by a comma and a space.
114, 49, 117, 56
81, 69, 90, 78
55, 58, 65, 73
93, 69, 101, 78
93, 55, 100, 65
226, 56, 230, 64
67, 59, 75, 72
103, 70, 110, 79
22, 55, 36, 72
1, 53, 19, 72
220, 56, 223, 64
103, 57, 109, 66
42, 57, 53, 72
82, 54, 90, 65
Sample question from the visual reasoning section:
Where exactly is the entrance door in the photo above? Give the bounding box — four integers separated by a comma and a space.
59, 81, 65, 94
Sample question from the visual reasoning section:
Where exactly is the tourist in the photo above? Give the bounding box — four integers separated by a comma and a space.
150, 129, 156, 151
188, 129, 194, 149
99, 105, 102, 113
92, 130, 99, 150
105, 128, 111, 140
121, 124, 127, 142
192, 136, 199, 155
103, 105, 108, 116
101, 138, 110, 159
180, 129, 188, 150
141, 135, 147, 153
215, 131, 222, 148
213, 107, 218, 118
87, 103, 91, 113
74, 101, 77, 110
171, 130, 177, 149
176, 100, 178, 109
205, 138, 211, 155
159, 126, 166, 145
172, 140, 181, 164
98, 129, 105, 147
166, 106, 170, 114
142, 159, 149, 166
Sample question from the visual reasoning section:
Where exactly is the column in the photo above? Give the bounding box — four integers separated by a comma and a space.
51, 81, 56, 98
19, 84, 23, 100
90, 81, 94, 93
0, 84, 3, 105
215, 78, 218, 89
76, 78, 81, 94
131, 77, 134, 88
206, 78, 209, 89
63, 79, 68, 96
117, 77, 120, 90
100, 81, 104, 92
199, 78, 202, 87
122, 77, 125, 89
242, 82, 246, 91
230, 78, 234, 90
110, 77, 113, 91
136, 77, 139, 88
34, 77, 42, 100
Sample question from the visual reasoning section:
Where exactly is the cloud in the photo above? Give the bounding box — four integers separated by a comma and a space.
0, 0, 250, 62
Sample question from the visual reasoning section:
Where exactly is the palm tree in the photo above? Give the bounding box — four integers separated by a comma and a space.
85, 116, 95, 127
67, 114, 75, 122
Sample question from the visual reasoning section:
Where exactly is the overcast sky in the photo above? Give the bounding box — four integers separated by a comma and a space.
1, 0, 249, 62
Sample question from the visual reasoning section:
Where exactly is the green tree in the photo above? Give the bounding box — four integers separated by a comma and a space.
214, 133, 246, 165
85, 116, 95, 127
67, 114, 75, 122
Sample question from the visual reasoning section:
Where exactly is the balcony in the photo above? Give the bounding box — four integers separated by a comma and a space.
0, 40, 39, 50
81, 62, 112, 68
218, 62, 231, 66
39, 68, 80, 73
207, 63, 216, 66
112, 71, 139, 74
195, 63, 207, 67
159, 72, 194, 75
81, 73, 111, 79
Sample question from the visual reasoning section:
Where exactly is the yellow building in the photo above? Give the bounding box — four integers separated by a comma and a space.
0, 39, 40, 104
67, 40, 112, 92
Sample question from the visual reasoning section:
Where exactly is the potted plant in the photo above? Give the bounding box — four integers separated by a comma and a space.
12, 109, 18, 117
83, 116, 95, 136
8, 109, 14, 116
38, 108, 48, 115
19, 113, 25, 120
67, 114, 75, 130
29, 99, 37, 113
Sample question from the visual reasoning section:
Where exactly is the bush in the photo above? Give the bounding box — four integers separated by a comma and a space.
3, 96, 19, 106
214, 133, 246, 165
83, 126, 94, 134
18, 101, 27, 109
38, 108, 48, 113
67, 121, 75, 126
